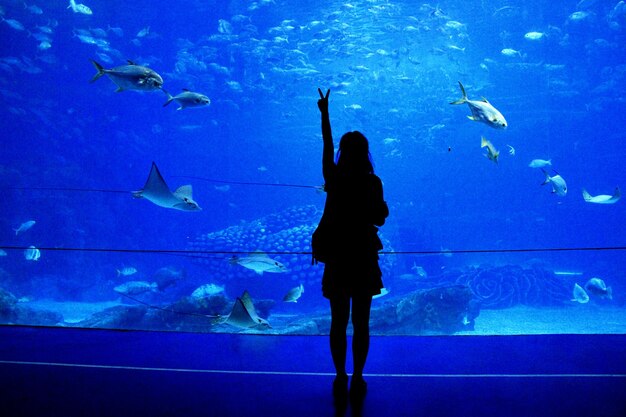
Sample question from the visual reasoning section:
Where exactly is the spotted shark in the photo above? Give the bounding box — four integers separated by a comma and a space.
132, 162, 201, 211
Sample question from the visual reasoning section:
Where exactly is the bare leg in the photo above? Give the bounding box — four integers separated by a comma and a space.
351, 295, 372, 378
330, 296, 350, 376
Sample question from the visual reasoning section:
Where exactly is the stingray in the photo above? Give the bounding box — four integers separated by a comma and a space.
220, 290, 271, 330
133, 162, 202, 211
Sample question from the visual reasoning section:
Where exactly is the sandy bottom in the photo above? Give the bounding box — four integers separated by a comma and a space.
21, 300, 626, 335
457, 305, 626, 335
26, 299, 123, 324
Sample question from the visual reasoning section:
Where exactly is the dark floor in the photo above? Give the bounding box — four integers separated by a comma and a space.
1, 326, 625, 417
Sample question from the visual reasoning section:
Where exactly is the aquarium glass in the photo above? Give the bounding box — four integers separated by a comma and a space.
1, 0, 624, 335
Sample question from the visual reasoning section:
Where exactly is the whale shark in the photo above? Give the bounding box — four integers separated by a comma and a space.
132, 162, 201, 211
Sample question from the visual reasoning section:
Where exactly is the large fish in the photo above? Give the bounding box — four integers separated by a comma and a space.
132, 162, 201, 211
582, 187, 620, 204
450, 81, 507, 129
90, 59, 163, 92
541, 169, 567, 197
230, 251, 287, 275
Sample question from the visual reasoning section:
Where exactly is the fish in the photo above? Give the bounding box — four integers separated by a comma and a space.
584, 278, 612, 300
481, 136, 499, 164
582, 187, 620, 204
283, 284, 304, 302
571, 283, 589, 303
117, 267, 137, 277
229, 251, 287, 275
114, 281, 158, 296
529, 159, 552, 168
524, 31, 545, 41
14, 220, 36, 235
506, 145, 515, 155
2, 18, 25, 31
136, 26, 150, 38
68, 0, 93, 15
450, 82, 507, 129
222, 290, 270, 329
0, 249, 7, 257
25, 3, 44, 15
24, 245, 41, 261
38, 41, 52, 50
568, 11, 589, 21
153, 267, 186, 291
541, 169, 567, 197
411, 262, 428, 278
191, 283, 225, 298
163, 89, 210, 110
501, 48, 522, 57
132, 162, 202, 211
90, 59, 163, 92
107, 25, 124, 37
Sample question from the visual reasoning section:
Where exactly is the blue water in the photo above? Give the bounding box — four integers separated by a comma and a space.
0, 0, 624, 333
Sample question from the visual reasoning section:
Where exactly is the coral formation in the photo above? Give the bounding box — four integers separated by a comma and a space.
186, 204, 394, 285
416, 265, 572, 309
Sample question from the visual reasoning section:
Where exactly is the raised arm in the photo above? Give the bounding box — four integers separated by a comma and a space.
317, 88, 334, 182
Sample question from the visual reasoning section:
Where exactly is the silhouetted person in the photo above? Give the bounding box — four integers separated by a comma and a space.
313, 88, 389, 405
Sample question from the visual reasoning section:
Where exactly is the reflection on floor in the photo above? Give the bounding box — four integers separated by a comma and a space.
0, 326, 625, 417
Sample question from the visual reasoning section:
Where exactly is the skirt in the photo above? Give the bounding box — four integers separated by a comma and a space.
321, 253, 383, 299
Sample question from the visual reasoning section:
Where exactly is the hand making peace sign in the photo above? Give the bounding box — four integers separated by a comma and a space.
317, 88, 330, 114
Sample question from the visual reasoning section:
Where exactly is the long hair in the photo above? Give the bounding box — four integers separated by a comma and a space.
335, 131, 374, 175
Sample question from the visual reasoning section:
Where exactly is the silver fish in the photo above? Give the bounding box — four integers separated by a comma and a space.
68, 0, 92, 15
450, 82, 507, 129
541, 169, 567, 197
2, 18, 25, 31
14, 220, 36, 235
90, 59, 163, 92
132, 162, 201, 211
163, 89, 210, 110
481, 136, 499, 164
524, 31, 545, 41
229, 252, 287, 275
283, 284, 304, 303
529, 159, 552, 168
